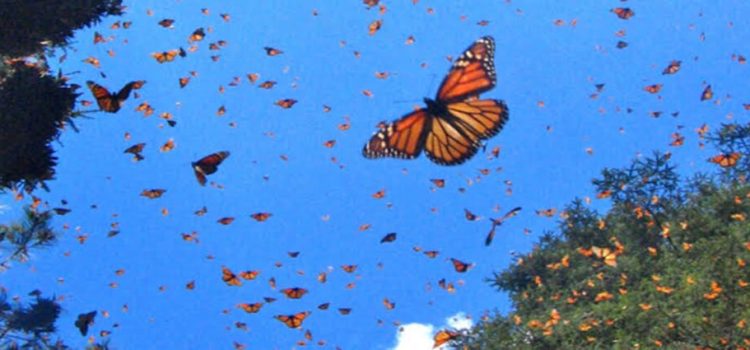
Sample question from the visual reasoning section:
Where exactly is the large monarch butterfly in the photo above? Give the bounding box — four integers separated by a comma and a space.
87, 80, 143, 113
363, 36, 509, 165
433, 329, 460, 348
192, 151, 230, 186
274, 311, 311, 329
221, 266, 242, 286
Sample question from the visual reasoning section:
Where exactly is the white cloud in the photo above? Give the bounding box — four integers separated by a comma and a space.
390, 312, 474, 350
393, 323, 435, 350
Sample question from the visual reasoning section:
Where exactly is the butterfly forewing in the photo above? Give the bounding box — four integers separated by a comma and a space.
436, 36, 496, 102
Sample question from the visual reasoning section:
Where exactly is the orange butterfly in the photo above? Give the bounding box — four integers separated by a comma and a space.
192, 151, 230, 186
189, 27, 206, 42
591, 246, 618, 267
281, 287, 308, 299
275, 98, 297, 109
363, 36, 509, 165
662, 60, 681, 75
710, 152, 740, 168
450, 258, 472, 273
251, 212, 272, 222
341, 264, 358, 273
87, 80, 143, 113
701, 85, 714, 101
433, 329, 460, 348
140, 189, 166, 199
221, 266, 242, 286
274, 311, 310, 329
264, 47, 283, 56
238, 302, 263, 314
239, 270, 259, 280
612, 7, 634, 20
152, 50, 179, 63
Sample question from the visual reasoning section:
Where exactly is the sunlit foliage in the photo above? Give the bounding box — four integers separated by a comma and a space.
458, 125, 750, 349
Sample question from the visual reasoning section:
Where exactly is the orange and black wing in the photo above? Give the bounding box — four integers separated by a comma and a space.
274, 311, 310, 328
192, 151, 230, 185
435, 36, 496, 103
363, 109, 430, 160
424, 99, 509, 165
87, 81, 118, 112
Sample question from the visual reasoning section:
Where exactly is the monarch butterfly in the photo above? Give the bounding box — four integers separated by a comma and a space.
274, 311, 310, 329
281, 287, 308, 299
485, 206, 522, 246
251, 212, 272, 222
591, 246, 618, 267
238, 302, 263, 314
221, 266, 242, 286
87, 80, 143, 113
275, 98, 297, 109
239, 270, 259, 280
74, 311, 97, 336
433, 329, 460, 348
450, 258, 472, 273
710, 152, 740, 168
662, 60, 681, 75
341, 264, 358, 273
700, 85, 713, 101
363, 36, 509, 166
192, 151, 230, 186
264, 46, 283, 56
380, 232, 397, 243
152, 50, 179, 63
140, 189, 166, 199
317, 302, 330, 310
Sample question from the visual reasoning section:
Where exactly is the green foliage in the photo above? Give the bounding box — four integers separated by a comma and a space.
0, 207, 58, 269
0, 0, 123, 57
0, 63, 81, 193
459, 134, 750, 348
0, 291, 67, 350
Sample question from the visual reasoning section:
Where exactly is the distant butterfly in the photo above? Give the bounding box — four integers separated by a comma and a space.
592, 246, 618, 267
87, 80, 143, 113
264, 46, 283, 56
450, 258, 472, 273
152, 50, 179, 63
74, 311, 97, 336
485, 206, 522, 246
221, 266, 242, 286
363, 36, 509, 165
710, 152, 740, 168
281, 287, 308, 299
238, 302, 263, 314
192, 151, 230, 186
275, 311, 310, 329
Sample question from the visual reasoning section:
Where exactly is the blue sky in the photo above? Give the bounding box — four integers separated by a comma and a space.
2, 0, 749, 348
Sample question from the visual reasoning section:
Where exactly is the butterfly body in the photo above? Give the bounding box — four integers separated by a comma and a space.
363, 36, 508, 166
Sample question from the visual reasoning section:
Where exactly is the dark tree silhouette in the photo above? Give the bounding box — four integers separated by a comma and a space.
0, 0, 123, 57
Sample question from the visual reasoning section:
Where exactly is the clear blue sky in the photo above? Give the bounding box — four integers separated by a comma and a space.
2, 1, 749, 348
